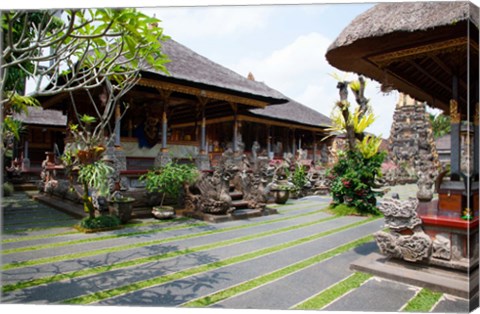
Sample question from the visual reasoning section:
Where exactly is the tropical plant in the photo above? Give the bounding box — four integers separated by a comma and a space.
329, 150, 385, 215
140, 162, 199, 208
327, 75, 385, 216
429, 113, 451, 138
3, 181, 14, 196
291, 164, 308, 193
79, 215, 121, 231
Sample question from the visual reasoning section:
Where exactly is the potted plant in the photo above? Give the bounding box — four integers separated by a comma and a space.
140, 162, 199, 219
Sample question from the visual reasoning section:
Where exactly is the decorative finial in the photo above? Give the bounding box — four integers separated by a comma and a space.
247, 72, 255, 81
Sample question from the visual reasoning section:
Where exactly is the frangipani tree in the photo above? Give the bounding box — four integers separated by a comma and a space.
1, 8, 170, 218
1, 9, 169, 157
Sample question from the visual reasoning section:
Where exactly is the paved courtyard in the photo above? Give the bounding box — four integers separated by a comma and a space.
0, 189, 470, 312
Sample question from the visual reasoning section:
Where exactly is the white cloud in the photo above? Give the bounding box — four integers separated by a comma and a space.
228, 31, 399, 137
230, 32, 332, 94
141, 6, 271, 39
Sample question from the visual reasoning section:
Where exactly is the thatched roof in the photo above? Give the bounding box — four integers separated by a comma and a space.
249, 97, 331, 128
14, 107, 67, 127
328, 2, 478, 51
326, 1, 479, 114
140, 38, 287, 104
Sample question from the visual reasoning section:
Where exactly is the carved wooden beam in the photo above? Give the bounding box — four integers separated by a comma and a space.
138, 78, 268, 108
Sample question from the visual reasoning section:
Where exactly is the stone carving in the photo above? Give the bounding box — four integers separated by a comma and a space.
416, 171, 435, 202
306, 169, 331, 195
185, 149, 272, 215
251, 141, 260, 160
432, 233, 451, 260
185, 170, 234, 215
388, 94, 440, 185
374, 198, 433, 262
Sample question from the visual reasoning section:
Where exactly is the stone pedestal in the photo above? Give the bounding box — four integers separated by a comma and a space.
22, 158, 30, 171
195, 154, 210, 171
154, 151, 172, 168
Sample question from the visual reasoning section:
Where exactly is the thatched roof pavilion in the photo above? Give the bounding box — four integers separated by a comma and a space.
326, 1, 478, 116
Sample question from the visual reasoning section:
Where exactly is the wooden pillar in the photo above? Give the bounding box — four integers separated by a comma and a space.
266, 125, 271, 157
312, 132, 317, 164
474, 103, 479, 177
291, 129, 296, 154
232, 104, 238, 152
450, 75, 461, 180
161, 111, 168, 153
114, 104, 121, 146
474, 83, 479, 176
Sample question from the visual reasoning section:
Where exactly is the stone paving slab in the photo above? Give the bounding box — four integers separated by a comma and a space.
2, 209, 332, 266
96, 219, 383, 306
2, 216, 367, 303
2, 200, 326, 246
432, 294, 472, 313
2, 211, 344, 283
214, 241, 378, 310
1, 215, 358, 288
324, 277, 418, 312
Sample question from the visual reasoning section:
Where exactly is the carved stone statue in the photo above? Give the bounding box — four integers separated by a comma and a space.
374, 198, 433, 262
251, 141, 260, 161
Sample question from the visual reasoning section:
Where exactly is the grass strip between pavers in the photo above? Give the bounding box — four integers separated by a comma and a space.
1, 218, 192, 243
293, 272, 373, 310
2, 216, 77, 227
2, 222, 79, 233
402, 288, 443, 312
182, 234, 375, 307
2, 215, 338, 293
2, 221, 207, 254
1, 206, 328, 267
60, 217, 378, 305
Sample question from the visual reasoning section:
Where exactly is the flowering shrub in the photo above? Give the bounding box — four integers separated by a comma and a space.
329, 150, 385, 215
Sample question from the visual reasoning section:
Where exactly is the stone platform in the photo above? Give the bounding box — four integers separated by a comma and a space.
184, 207, 278, 223
351, 252, 478, 300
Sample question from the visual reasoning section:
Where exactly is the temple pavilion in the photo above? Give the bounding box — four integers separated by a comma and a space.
32, 38, 332, 180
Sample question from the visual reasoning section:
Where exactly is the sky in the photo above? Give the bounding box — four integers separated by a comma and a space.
5, 0, 479, 139
140, 3, 400, 138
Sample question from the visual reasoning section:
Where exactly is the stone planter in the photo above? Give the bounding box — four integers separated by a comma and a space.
109, 197, 135, 223
272, 189, 290, 204
152, 206, 175, 219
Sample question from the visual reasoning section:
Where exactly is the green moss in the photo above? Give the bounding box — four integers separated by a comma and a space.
294, 272, 372, 310
402, 288, 443, 312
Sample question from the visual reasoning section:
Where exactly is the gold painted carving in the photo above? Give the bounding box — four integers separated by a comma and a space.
369, 37, 474, 67
450, 99, 461, 124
